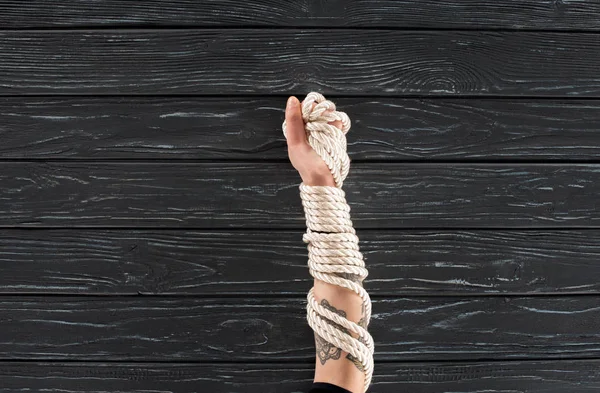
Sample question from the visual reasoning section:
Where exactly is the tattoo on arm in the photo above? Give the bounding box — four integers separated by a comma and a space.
314, 298, 368, 372
333, 272, 364, 287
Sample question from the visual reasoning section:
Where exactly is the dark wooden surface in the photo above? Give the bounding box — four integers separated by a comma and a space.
1, 0, 599, 30
1, 31, 600, 96
3, 97, 600, 161
0, 361, 598, 393
1, 296, 599, 361
2, 163, 599, 228
2, 229, 599, 295
1, 2, 599, 392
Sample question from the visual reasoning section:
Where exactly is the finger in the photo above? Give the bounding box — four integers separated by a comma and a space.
285, 96, 308, 147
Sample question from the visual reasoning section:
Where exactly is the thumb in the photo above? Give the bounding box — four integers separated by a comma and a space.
284, 96, 307, 147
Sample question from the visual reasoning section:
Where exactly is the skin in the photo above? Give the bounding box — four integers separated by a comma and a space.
285, 95, 367, 393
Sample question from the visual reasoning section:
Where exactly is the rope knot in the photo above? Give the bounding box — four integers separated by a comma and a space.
282, 92, 352, 188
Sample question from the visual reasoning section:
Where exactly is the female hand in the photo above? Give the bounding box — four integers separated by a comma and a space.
284, 96, 342, 187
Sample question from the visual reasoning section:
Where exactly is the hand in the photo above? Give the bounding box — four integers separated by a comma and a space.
284, 96, 342, 187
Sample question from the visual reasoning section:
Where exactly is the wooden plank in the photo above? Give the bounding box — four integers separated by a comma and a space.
1, 30, 600, 96
0, 296, 598, 361
1, 162, 599, 228
1, 1, 599, 30
1, 229, 599, 295
0, 360, 598, 392
3, 97, 600, 161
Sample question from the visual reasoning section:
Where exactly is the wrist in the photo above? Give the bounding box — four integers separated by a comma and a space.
302, 172, 336, 187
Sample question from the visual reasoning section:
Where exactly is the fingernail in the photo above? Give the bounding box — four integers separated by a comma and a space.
287, 96, 297, 110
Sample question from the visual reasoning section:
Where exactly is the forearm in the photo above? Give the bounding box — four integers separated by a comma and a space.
312, 275, 367, 391
301, 181, 371, 393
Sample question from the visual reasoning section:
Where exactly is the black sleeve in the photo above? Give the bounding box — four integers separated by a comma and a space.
308, 382, 354, 393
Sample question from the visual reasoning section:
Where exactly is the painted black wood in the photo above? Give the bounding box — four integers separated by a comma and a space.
1, 229, 599, 295
1, 2, 596, 391
0, 360, 598, 392
1, 30, 600, 96
3, 97, 600, 161
0, 0, 599, 30
0, 296, 599, 361
1, 162, 598, 228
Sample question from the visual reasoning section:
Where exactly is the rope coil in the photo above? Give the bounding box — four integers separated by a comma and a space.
282, 92, 375, 392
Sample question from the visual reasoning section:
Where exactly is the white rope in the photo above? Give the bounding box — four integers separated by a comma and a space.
282, 92, 374, 392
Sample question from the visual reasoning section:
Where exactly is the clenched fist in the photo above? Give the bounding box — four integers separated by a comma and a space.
284, 96, 342, 187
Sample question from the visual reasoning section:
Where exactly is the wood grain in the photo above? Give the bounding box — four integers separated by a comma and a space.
0, 360, 598, 392
0, 296, 599, 361
1, 30, 600, 96
1, 229, 599, 295
1, 162, 599, 228
2, 2, 597, 391
3, 97, 600, 161
0, 0, 599, 30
